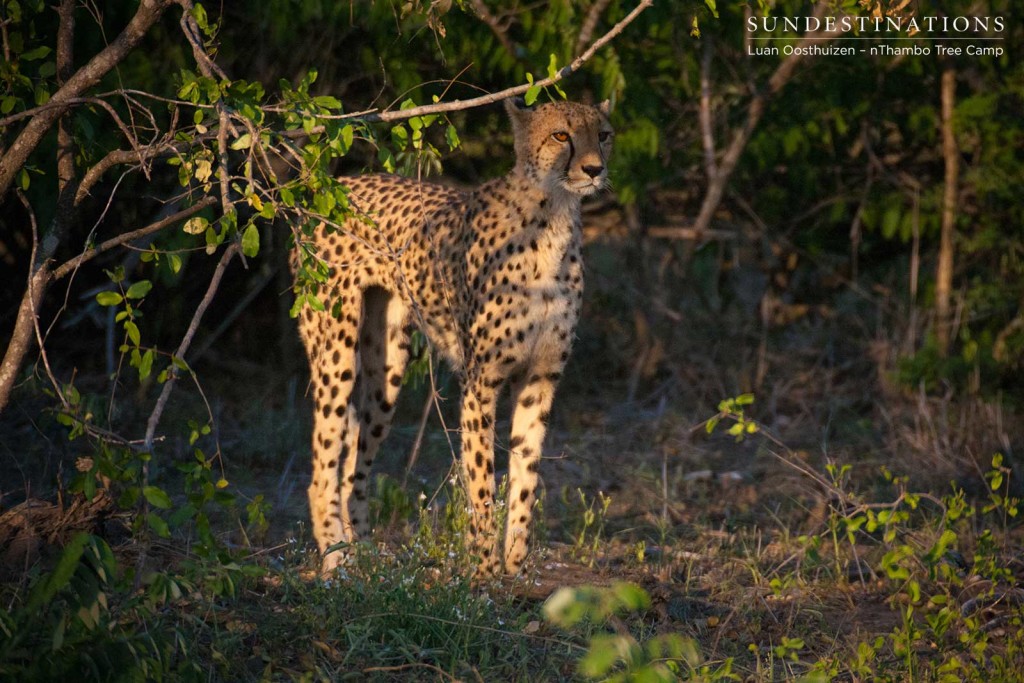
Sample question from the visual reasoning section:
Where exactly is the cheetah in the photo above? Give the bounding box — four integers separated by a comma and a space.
295, 97, 613, 576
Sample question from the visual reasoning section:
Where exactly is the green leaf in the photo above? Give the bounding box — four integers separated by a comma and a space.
391, 124, 409, 149
124, 321, 141, 347
230, 133, 252, 150
205, 224, 221, 254
168, 253, 183, 274
314, 95, 341, 109
143, 486, 173, 509
125, 280, 152, 299
147, 513, 170, 538
378, 147, 396, 173
340, 124, 354, 153
279, 186, 295, 207
881, 205, 901, 240
546, 54, 560, 80
445, 124, 461, 150
611, 581, 651, 611
183, 216, 208, 235
306, 294, 325, 312
542, 586, 586, 627
546, 56, 567, 99
139, 349, 154, 380
34, 84, 51, 106
96, 291, 123, 307
525, 84, 541, 106
579, 634, 630, 677
21, 45, 51, 61
192, 3, 208, 30
241, 223, 260, 257
27, 533, 90, 612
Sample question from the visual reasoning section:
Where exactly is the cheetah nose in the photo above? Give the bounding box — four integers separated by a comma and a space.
581, 164, 604, 178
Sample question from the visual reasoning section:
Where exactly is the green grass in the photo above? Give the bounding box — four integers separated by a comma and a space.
3, 389, 1024, 682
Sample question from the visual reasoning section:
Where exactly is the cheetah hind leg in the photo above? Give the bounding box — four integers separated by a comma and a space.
304, 292, 362, 574
345, 287, 410, 544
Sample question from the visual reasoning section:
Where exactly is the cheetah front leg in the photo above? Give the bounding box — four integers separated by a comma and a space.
504, 365, 562, 574
460, 372, 502, 576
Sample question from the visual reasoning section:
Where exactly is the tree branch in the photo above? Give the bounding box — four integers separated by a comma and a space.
469, 0, 516, 58
575, 0, 613, 53
688, 2, 838, 242
0, 192, 49, 412
698, 34, 717, 181
143, 242, 239, 450
52, 196, 217, 281
55, 0, 76, 193
331, 0, 653, 126
935, 64, 958, 356
175, 0, 230, 81
0, 0, 175, 197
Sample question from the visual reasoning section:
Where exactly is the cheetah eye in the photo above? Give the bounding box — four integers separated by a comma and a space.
598, 131, 612, 143
551, 131, 570, 143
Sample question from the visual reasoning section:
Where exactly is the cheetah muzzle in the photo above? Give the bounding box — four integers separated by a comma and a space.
295, 97, 614, 577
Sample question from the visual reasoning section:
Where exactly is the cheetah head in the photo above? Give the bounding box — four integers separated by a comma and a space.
505, 97, 614, 198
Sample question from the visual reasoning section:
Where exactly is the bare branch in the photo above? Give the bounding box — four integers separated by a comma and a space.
320, 0, 653, 127
469, 0, 516, 57
0, 92, 205, 129
698, 34, 717, 181
1, 11, 11, 64
144, 242, 240, 450
216, 108, 232, 217
1, 96, 147, 162
935, 65, 958, 356
56, 0, 76, 193
53, 197, 217, 281
575, 0, 613, 53
0, 0, 175, 197
688, 2, 840, 242
75, 132, 212, 205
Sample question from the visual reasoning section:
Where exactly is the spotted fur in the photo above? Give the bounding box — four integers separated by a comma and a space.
295, 97, 614, 575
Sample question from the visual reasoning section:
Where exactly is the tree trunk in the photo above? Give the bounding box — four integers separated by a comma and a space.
935, 65, 958, 357
0, 0, 173, 197
0, 0, 174, 413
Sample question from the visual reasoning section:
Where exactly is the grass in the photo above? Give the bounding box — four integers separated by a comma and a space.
3, 246, 1023, 680
3, 395, 1023, 682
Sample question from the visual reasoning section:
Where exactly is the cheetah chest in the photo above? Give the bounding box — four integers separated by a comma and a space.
469, 213, 583, 371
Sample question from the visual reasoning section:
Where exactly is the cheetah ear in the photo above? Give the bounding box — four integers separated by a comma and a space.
598, 99, 611, 116
504, 96, 532, 117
